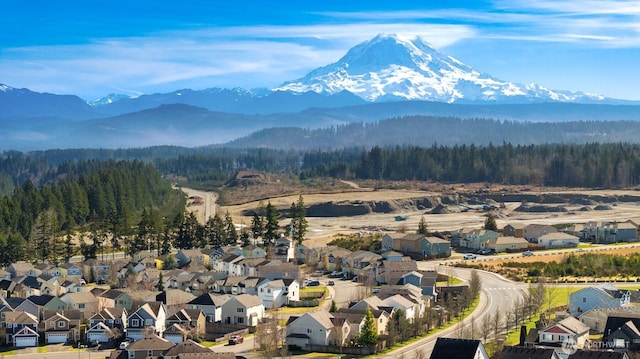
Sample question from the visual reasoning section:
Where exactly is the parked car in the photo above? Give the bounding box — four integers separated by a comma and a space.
307, 280, 320, 286
522, 250, 534, 257
478, 248, 495, 255
229, 335, 244, 345
119, 340, 131, 349
463, 253, 477, 260
328, 280, 335, 286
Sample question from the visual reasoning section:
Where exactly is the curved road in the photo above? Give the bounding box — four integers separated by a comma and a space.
378, 266, 528, 359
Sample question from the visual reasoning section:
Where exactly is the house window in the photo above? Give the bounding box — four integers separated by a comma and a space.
582, 297, 586, 303
78, 303, 85, 309
237, 308, 244, 313
131, 319, 139, 327
58, 321, 65, 328
237, 317, 244, 324
145, 319, 153, 326
307, 328, 312, 333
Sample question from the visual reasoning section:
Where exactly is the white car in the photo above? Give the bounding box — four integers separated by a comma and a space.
463, 253, 477, 260
522, 250, 534, 257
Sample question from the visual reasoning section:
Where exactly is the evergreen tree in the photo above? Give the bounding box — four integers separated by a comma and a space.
224, 211, 238, 245
484, 213, 498, 231
251, 213, 264, 241
264, 201, 280, 244
289, 195, 308, 244
330, 300, 337, 313
357, 306, 379, 346
417, 215, 429, 235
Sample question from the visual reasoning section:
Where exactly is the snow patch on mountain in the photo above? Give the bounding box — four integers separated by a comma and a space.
275, 34, 606, 103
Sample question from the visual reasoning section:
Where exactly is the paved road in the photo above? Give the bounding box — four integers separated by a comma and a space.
376, 266, 528, 359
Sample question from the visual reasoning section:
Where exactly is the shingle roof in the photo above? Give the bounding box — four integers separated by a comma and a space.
430, 338, 481, 359
126, 334, 173, 351
189, 293, 231, 306
500, 346, 558, 359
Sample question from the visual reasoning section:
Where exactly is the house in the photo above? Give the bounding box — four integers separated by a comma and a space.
503, 224, 526, 238
60, 292, 99, 313
257, 278, 299, 308
27, 294, 67, 318
82, 259, 111, 284
220, 294, 265, 326
237, 258, 270, 277
4, 311, 38, 345
212, 253, 244, 276
126, 302, 167, 340
114, 333, 174, 359
568, 350, 629, 359
163, 323, 190, 344
569, 285, 631, 316
583, 221, 638, 244
537, 232, 580, 248
6, 297, 39, 320
12, 326, 39, 348
238, 244, 267, 259
42, 311, 80, 344
98, 289, 135, 310
462, 229, 499, 250
175, 249, 210, 268
376, 259, 418, 285
274, 236, 296, 262
500, 346, 561, 359
602, 311, 640, 350
337, 307, 390, 336
577, 307, 640, 333
381, 233, 403, 252
319, 246, 352, 271
395, 234, 450, 258
486, 236, 530, 253
7, 262, 39, 278
60, 263, 83, 277
165, 308, 206, 338
257, 261, 301, 280
87, 307, 128, 343
286, 310, 347, 348
524, 224, 558, 243
538, 317, 590, 349
430, 337, 489, 359
162, 339, 220, 358
188, 293, 231, 323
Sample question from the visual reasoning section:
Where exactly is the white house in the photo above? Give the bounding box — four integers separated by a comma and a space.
220, 294, 265, 326
257, 278, 300, 309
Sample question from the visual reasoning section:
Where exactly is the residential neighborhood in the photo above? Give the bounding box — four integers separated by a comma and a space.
0, 217, 637, 359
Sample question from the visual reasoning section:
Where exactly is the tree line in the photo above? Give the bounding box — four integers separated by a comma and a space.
301, 143, 640, 188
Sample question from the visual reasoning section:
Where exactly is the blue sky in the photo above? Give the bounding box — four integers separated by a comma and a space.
1, 0, 639, 101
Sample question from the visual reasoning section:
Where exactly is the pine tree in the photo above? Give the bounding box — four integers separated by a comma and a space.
224, 211, 238, 245
417, 215, 429, 235
251, 213, 264, 241
357, 306, 379, 346
264, 201, 280, 244
484, 213, 498, 231
289, 195, 307, 244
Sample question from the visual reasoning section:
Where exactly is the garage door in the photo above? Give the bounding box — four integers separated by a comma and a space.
87, 332, 109, 343
47, 333, 67, 344
14, 336, 37, 347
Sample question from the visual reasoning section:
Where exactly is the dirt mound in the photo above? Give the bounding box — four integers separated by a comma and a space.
429, 204, 454, 214
571, 198, 599, 205
515, 203, 568, 212
226, 171, 269, 187
578, 206, 593, 211
594, 204, 613, 211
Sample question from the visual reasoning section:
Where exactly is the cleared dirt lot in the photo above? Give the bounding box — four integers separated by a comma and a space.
181, 184, 640, 248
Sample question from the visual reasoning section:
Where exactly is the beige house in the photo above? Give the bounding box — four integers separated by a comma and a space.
537, 232, 580, 248
486, 236, 529, 253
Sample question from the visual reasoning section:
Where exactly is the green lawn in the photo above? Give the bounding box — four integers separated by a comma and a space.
504, 286, 586, 346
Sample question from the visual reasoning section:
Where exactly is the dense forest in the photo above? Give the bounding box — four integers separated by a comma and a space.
0, 160, 182, 265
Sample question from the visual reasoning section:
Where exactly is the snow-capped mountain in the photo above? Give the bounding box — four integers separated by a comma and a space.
88, 93, 134, 107
276, 34, 606, 103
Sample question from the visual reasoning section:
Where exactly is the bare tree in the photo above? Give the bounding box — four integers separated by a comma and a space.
482, 314, 493, 343
255, 318, 281, 359
492, 311, 503, 340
